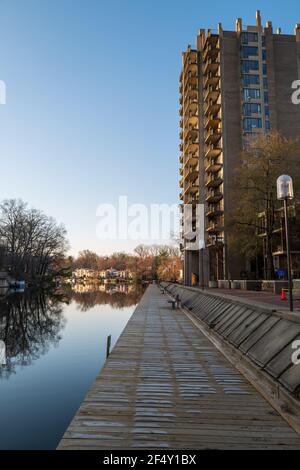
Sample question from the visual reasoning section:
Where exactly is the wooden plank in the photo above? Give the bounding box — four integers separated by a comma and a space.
57, 285, 300, 450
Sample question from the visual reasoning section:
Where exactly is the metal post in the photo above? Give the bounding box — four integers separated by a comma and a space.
106, 334, 111, 358
200, 248, 204, 290
283, 199, 293, 312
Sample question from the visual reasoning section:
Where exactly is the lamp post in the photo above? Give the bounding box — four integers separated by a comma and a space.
277, 175, 294, 312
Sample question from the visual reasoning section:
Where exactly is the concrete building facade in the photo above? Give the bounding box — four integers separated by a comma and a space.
179, 11, 300, 286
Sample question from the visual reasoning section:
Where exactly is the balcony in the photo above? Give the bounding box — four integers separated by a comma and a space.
204, 33, 219, 49
186, 138, 199, 152
183, 53, 198, 73
207, 235, 224, 247
179, 154, 183, 164
205, 145, 222, 159
204, 86, 221, 103
206, 222, 224, 233
204, 74, 220, 89
185, 61, 198, 74
186, 69, 198, 81
183, 77, 198, 96
205, 159, 222, 173
206, 190, 223, 203
205, 176, 223, 189
185, 98, 198, 115
179, 167, 183, 176
184, 168, 198, 183
179, 177, 184, 188
187, 114, 198, 129
205, 115, 221, 130
184, 126, 199, 142
184, 181, 199, 197
206, 205, 224, 218
205, 130, 222, 145
184, 153, 198, 167
204, 60, 220, 76
179, 192, 183, 201
204, 101, 221, 116
186, 194, 199, 205
203, 44, 220, 62
184, 84, 198, 102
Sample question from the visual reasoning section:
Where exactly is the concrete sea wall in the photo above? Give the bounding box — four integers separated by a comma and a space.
161, 283, 300, 400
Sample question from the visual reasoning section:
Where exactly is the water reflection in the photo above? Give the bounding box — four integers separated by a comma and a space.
0, 283, 144, 449
0, 283, 143, 379
70, 283, 144, 311
0, 292, 65, 379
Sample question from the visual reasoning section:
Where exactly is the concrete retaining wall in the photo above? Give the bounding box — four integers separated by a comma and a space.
261, 280, 289, 294
161, 283, 300, 400
232, 280, 262, 291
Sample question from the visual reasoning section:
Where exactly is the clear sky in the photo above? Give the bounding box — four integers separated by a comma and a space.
0, 0, 298, 255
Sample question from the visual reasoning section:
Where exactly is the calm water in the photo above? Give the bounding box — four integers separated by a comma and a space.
0, 284, 143, 450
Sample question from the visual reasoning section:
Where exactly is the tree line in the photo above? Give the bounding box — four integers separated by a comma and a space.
72, 244, 182, 282
0, 199, 182, 283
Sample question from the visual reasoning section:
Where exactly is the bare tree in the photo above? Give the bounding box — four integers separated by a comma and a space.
0, 199, 69, 280
229, 132, 300, 279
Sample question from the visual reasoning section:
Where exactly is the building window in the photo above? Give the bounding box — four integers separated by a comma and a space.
241, 32, 258, 44
264, 92, 269, 104
263, 77, 268, 89
243, 103, 262, 115
264, 104, 270, 117
242, 46, 259, 58
263, 63, 267, 76
262, 49, 267, 61
243, 88, 261, 100
266, 120, 271, 131
243, 118, 262, 131
242, 60, 259, 73
262, 35, 266, 47
242, 74, 260, 86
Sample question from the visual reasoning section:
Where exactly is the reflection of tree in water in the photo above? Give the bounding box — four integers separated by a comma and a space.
70, 285, 145, 312
0, 292, 66, 379
0, 285, 145, 378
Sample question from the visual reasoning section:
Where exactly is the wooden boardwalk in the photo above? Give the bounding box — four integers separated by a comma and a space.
58, 285, 300, 450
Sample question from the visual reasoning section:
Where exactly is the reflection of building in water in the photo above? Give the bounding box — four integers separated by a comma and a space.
72, 283, 134, 295
72, 268, 134, 282
72, 284, 100, 294
70, 284, 145, 311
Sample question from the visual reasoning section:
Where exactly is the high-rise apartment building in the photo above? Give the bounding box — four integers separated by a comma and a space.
179, 11, 300, 286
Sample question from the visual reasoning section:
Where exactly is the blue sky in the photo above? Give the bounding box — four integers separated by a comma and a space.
0, 0, 298, 255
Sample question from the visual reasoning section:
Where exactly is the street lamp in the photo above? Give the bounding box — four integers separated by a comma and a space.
277, 175, 294, 312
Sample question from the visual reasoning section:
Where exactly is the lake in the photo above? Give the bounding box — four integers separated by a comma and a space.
0, 283, 144, 450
